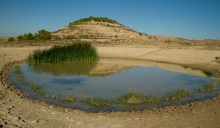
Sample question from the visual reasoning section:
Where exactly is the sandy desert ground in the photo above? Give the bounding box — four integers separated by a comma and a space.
0, 44, 220, 128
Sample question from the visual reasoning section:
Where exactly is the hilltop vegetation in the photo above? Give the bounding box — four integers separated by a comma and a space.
17, 29, 51, 41
69, 16, 118, 25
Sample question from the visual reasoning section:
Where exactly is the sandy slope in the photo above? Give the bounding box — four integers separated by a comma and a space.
0, 46, 220, 128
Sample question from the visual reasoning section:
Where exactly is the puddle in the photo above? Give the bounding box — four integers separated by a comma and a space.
9, 59, 220, 112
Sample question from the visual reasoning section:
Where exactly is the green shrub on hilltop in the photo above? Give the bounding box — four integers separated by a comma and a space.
70, 16, 118, 25
34, 29, 51, 40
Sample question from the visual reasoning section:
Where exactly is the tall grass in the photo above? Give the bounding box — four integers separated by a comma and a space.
27, 42, 99, 64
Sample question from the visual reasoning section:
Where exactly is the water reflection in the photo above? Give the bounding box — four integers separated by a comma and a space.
29, 61, 98, 76
51, 78, 85, 85
9, 61, 219, 112
172, 74, 212, 85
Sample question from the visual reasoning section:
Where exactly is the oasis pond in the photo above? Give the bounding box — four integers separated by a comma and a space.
9, 60, 220, 112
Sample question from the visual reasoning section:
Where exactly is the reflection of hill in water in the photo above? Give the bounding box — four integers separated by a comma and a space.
89, 64, 132, 77
29, 62, 131, 77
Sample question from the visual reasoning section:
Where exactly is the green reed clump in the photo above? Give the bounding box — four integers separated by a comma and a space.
27, 42, 99, 64
81, 97, 110, 107
195, 83, 217, 93
162, 89, 190, 102
64, 94, 75, 102
115, 91, 159, 105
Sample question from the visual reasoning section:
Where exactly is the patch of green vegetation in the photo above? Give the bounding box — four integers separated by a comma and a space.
63, 35, 77, 40
115, 91, 159, 105
17, 29, 51, 41
195, 83, 217, 93
202, 70, 214, 77
28, 82, 48, 98
64, 94, 75, 102
8, 37, 15, 42
144, 94, 160, 104
27, 42, 99, 64
162, 89, 190, 102
52, 93, 59, 100
70, 16, 118, 25
81, 97, 109, 107
176, 37, 187, 40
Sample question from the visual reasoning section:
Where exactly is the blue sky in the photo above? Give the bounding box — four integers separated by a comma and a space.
0, 0, 219, 39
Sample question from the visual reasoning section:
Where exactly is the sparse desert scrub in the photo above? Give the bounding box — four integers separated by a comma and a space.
27, 42, 99, 63
162, 89, 190, 102
81, 97, 109, 107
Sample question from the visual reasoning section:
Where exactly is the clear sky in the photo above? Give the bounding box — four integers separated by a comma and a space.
0, 0, 219, 39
